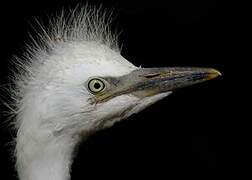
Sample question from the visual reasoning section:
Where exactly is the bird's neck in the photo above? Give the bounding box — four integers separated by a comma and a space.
16, 131, 80, 180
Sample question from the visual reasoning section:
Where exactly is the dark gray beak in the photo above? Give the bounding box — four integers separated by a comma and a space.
127, 67, 221, 98
95, 67, 221, 102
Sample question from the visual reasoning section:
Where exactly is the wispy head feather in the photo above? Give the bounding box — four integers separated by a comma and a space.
30, 5, 119, 52
7, 5, 120, 130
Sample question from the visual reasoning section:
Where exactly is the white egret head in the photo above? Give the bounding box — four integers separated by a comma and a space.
7, 5, 220, 180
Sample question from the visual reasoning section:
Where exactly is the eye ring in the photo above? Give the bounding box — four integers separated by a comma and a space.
87, 78, 106, 94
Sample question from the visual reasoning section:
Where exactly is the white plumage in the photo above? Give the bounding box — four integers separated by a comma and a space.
5, 5, 220, 180
9, 6, 169, 180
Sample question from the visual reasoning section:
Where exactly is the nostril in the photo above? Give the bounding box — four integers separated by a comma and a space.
142, 73, 161, 79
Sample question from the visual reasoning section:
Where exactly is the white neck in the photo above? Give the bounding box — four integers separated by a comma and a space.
16, 131, 79, 180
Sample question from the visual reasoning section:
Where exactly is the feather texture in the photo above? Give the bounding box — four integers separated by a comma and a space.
9, 5, 129, 180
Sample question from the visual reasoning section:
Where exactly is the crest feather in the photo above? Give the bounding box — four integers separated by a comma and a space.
8, 5, 120, 130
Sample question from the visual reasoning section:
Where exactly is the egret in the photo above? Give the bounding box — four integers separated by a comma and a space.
5, 5, 221, 180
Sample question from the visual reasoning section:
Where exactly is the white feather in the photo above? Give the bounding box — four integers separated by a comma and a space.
6, 5, 170, 180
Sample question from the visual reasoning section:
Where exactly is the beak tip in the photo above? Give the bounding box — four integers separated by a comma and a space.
207, 69, 222, 80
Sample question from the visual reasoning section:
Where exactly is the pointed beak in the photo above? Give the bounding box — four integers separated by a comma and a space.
95, 67, 221, 103
127, 67, 221, 98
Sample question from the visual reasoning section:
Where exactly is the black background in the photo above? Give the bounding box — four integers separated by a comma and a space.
0, 0, 245, 179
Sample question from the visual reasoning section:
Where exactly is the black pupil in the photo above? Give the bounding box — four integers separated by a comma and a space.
94, 82, 101, 89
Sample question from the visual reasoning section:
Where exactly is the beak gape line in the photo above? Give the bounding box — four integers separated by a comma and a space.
93, 67, 221, 103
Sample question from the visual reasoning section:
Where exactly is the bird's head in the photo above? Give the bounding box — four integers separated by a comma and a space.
10, 7, 221, 180
18, 41, 220, 143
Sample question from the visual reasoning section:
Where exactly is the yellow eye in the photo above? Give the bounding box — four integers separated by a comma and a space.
88, 78, 105, 94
